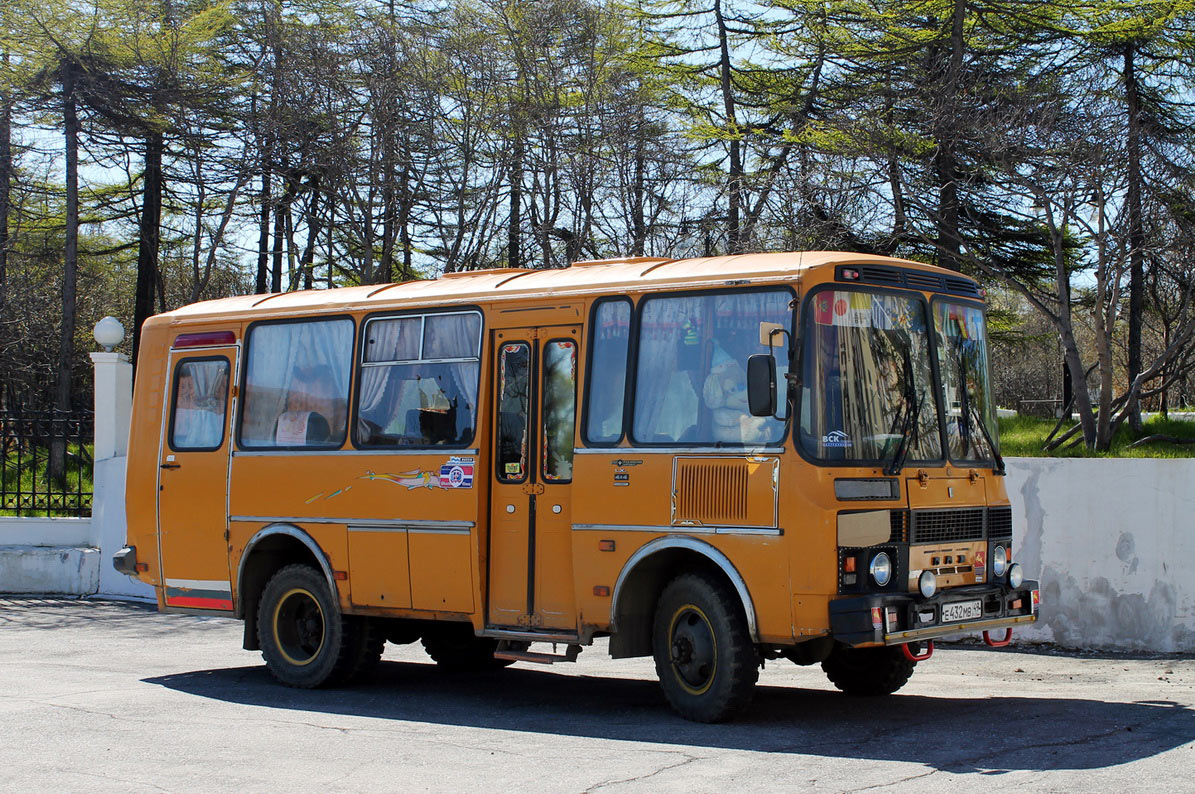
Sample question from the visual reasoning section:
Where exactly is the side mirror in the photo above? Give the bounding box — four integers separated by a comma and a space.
747, 354, 776, 417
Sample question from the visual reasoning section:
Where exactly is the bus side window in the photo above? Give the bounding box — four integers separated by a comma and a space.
356, 311, 482, 447
496, 342, 530, 482
584, 298, 630, 444
169, 358, 229, 451
542, 339, 577, 481
239, 318, 354, 448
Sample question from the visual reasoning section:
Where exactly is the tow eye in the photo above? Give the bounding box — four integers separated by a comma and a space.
900, 641, 934, 662
983, 628, 1013, 647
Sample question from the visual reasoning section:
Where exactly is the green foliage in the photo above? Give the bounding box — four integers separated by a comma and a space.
998, 415, 1195, 458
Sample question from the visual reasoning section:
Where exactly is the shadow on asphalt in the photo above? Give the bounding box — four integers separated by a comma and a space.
144, 658, 1195, 772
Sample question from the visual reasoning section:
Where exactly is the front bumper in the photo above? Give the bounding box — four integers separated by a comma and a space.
829, 580, 1039, 647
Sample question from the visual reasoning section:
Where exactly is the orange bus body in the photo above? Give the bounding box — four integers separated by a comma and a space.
117, 251, 1038, 721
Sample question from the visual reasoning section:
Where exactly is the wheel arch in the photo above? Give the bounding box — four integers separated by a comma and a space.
608, 536, 758, 659
235, 524, 338, 650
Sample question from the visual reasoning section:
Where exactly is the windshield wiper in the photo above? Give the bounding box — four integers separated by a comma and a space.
955, 342, 1004, 475
884, 344, 922, 476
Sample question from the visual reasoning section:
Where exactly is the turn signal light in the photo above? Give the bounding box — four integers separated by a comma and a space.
593, 586, 610, 597
598, 540, 616, 552
134, 562, 148, 572
843, 556, 857, 573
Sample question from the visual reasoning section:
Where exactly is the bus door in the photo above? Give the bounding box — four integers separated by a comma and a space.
488, 326, 580, 631
156, 345, 237, 610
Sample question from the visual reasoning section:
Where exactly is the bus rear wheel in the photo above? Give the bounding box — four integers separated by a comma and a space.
652, 572, 758, 723
821, 643, 916, 696
258, 564, 366, 688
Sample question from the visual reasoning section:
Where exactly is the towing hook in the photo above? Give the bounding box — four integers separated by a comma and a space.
983, 628, 1013, 647
900, 640, 934, 662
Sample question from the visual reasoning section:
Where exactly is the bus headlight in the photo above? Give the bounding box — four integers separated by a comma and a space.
869, 552, 892, 587
992, 545, 1008, 578
1007, 563, 1024, 589
919, 570, 937, 599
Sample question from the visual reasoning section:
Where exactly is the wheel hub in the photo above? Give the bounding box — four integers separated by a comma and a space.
669, 608, 715, 690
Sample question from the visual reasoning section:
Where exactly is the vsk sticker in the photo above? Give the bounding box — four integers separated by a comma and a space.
439, 456, 475, 489
822, 430, 853, 448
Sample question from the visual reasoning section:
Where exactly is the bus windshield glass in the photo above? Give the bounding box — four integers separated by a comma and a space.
934, 300, 998, 462
799, 289, 942, 463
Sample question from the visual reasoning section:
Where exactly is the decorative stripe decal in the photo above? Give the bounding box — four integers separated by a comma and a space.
165, 579, 233, 611
166, 595, 234, 610
165, 578, 231, 590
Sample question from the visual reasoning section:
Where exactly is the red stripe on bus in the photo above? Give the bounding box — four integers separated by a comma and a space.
168, 596, 233, 610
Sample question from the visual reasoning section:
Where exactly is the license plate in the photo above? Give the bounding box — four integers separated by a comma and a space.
941, 599, 982, 623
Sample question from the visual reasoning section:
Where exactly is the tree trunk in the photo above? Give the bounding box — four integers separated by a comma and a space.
301, 176, 321, 291
933, 0, 966, 272
1124, 43, 1146, 431
508, 130, 523, 269
0, 79, 11, 308
255, 166, 271, 293
51, 61, 81, 482
714, 0, 742, 254
132, 131, 163, 368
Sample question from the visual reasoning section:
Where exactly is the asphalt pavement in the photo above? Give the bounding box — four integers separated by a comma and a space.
0, 597, 1192, 793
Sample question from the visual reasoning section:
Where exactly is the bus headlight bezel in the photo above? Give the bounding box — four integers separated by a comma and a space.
869, 552, 893, 587
919, 569, 937, 599
1007, 562, 1024, 589
992, 545, 1008, 578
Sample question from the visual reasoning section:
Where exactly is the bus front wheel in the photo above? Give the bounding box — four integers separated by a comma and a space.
821, 643, 916, 696
652, 572, 759, 722
258, 564, 368, 688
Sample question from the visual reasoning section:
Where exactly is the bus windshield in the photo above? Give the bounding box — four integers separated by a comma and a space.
799, 289, 942, 463
934, 299, 998, 462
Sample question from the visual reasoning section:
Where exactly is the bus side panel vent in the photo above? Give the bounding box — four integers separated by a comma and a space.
671, 457, 778, 528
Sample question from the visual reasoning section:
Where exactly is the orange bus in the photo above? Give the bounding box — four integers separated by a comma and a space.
115, 251, 1038, 722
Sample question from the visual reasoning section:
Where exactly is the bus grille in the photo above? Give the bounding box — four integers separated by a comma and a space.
673, 459, 748, 524
987, 506, 1013, 540
910, 508, 985, 544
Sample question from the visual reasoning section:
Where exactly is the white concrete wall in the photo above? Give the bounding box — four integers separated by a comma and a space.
0, 517, 98, 595
92, 456, 152, 599
1007, 457, 1195, 652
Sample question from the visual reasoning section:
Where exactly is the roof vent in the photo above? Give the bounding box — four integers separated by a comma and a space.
441, 267, 534, 279
571, 256, 671, 267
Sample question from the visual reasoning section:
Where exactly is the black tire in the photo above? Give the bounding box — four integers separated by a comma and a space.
257, 564, 362, 688
821, 643, 916, 696
343, 616, 385, 682
652, 572, 759, 723
421, 625, 511, 671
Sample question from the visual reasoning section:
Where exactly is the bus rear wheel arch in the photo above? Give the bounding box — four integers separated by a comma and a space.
652, 571, 759, 723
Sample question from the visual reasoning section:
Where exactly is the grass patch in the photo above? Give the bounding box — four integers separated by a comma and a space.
998, 414, 1195, 458
0, 442, 94, 516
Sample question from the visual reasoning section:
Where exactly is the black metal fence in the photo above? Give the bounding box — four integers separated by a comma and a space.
0, 409, 94, 517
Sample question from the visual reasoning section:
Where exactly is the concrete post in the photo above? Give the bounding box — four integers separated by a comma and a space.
89, 319, 152, 599
89, 351, 132, 462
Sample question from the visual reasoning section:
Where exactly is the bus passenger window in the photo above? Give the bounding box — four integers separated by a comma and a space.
632, 290, 791, 446
170, 359, 229, 450
240, 318, 353, 448
585, 299, 630, 444
542, 340, 577, 481
356, 311, 482, 447
497, 343, 530, 482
